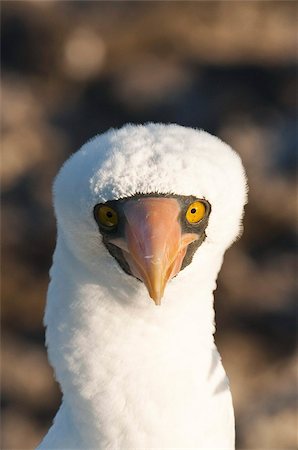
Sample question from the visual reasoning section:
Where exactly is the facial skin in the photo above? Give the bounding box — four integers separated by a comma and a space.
94, 194, 211, 305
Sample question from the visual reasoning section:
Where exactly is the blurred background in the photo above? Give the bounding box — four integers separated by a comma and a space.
1, 1, 297, 449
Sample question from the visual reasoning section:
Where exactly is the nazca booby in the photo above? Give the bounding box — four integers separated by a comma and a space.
38, 123, 247, 449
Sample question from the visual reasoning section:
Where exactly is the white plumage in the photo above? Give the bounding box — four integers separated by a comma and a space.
38, 123, 247, 449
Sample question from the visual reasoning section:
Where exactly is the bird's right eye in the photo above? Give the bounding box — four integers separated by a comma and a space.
95, 205, 118, 229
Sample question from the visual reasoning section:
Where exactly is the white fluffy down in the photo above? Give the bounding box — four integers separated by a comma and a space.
38, 123, 247, 450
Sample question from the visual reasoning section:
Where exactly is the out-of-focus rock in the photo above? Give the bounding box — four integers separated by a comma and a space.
220, 122, 297, 229
113, 57, 192, 109
237, 356, 298, 448
1, 78, 67, 192
2, 407, 45, 450
1, 333, 60, 450
2, 78, 44, 128
220, 248, 296, 311
2, 333, 60, 409
62, 27, 106, 81
219, 333, 297, 448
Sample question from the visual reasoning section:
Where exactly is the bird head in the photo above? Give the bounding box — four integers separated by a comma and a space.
93, 194, 210, 305
53, 123, 247, 305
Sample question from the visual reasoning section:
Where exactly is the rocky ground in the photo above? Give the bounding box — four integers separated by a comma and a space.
1, 2, 297, 449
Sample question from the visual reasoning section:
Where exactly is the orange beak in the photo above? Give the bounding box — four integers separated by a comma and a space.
111, 198, 198, 305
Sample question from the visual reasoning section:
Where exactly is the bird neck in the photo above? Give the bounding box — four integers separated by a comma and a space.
44, 238, 228, 446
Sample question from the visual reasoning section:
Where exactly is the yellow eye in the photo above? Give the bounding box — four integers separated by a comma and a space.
96, 205, 118, 228
186, 201, 206, 224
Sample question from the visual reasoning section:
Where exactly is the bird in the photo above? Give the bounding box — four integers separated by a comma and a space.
37, 123, 247, 450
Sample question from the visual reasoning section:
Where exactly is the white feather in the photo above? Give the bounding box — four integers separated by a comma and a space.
37, 123, 247, 449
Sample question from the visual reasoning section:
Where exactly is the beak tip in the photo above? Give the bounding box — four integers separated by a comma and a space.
150, 293, 163, 306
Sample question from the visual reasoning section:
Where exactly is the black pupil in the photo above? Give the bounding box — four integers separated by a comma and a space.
106, 211, 113, 218
191, 208, 196, 214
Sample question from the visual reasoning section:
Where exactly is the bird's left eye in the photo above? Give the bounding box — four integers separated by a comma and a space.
185, 201, 206, 224
95, 205, 118, 229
